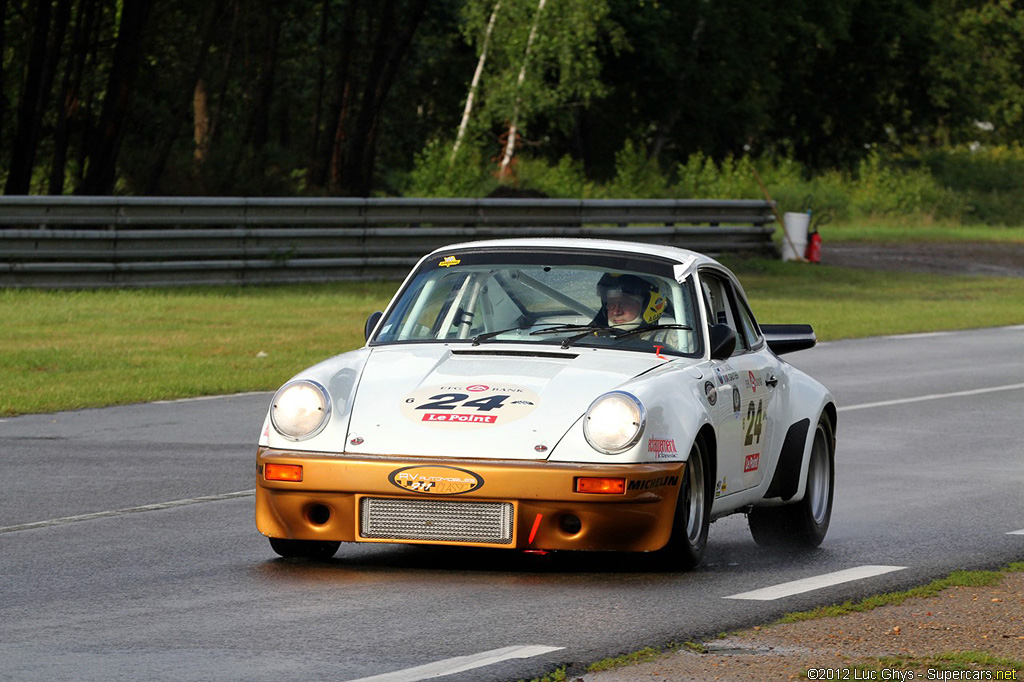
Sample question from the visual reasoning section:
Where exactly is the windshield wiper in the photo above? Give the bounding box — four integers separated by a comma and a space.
471, 324, 529, 346
530, 324, 624, 349
613, 323, 693, 340
529, 323, 611, 336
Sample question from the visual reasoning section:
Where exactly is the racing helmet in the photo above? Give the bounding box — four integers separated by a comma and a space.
596, 273, 667, 325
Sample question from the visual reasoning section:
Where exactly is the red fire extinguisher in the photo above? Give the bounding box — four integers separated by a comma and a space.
805, 228, 821, 263
804, 212, 829, 263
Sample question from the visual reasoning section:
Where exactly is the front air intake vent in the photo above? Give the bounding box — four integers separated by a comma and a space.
359, 497, 515, 545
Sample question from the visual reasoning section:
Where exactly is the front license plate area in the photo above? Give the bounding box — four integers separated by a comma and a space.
358, 497, 515, 545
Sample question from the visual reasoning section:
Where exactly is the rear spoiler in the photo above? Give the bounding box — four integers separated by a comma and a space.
761, 324, 817, 355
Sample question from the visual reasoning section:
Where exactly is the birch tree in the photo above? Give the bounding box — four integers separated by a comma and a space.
452, 0, 617, 180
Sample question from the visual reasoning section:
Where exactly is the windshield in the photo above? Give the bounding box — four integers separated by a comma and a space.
372, 248, 703, 357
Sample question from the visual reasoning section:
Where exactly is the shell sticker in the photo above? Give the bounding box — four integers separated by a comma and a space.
401, 383, 539, 428
388, 465, 484, 495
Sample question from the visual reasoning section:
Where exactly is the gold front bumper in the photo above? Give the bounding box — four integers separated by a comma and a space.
255, 447, 686, 552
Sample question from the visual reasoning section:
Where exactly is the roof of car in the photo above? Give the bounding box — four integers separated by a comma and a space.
427, 237, 720, 268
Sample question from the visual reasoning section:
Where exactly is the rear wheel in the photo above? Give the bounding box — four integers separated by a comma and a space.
268, 537, 341, 560
660, 436, 712, 570
748, 415, 834, 547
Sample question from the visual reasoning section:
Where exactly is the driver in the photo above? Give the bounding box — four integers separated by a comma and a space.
595, 273, 667, 330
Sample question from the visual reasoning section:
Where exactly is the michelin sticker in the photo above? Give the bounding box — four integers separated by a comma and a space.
401, 384, 540, 428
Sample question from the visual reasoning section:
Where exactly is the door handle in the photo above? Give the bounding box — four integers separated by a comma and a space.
765, 375, 779, 388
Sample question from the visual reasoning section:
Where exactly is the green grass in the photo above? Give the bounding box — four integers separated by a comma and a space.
793, 219, 1024, 244
724, 259, 1024, 340
2, 251, 1023, 416
585, 646, 665, 672
776, 568, 1007, 624
0, 283, 396, 416
871, 651, 1024, 674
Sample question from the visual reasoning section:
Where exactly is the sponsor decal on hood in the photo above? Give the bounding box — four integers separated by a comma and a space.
400, 383, 540, 428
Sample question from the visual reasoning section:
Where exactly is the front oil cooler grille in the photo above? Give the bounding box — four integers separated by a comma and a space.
359, 497, 514, 545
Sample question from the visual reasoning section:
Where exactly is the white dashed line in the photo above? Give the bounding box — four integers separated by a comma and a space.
883, 331, 955, 340
1009, 529, 1024, 536
724, 565, 907, 601
343, 645, 565, 682
0, 490, 255, 533
839, 383, 1024, 413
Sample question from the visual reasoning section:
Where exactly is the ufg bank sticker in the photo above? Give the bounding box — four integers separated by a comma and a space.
401, 384, 539, 428
388, 465, 483, 495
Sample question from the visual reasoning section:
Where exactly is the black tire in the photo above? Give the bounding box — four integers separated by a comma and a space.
268, 537, 341, 560
748, 414, 834, 548
660, 436, 712, 570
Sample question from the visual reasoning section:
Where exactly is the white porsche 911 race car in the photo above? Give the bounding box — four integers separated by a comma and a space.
256, 238, 836, 568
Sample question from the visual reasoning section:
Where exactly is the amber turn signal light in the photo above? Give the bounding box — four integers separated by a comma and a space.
575, 477, 625, 494
265, 463, 303, 482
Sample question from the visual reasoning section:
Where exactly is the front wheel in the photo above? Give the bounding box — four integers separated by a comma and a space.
268, 537, 341, 560
748, 415, 834, 548
660, 436, 712, 570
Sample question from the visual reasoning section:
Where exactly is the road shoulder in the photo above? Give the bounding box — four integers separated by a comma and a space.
576, 570, 1024, 681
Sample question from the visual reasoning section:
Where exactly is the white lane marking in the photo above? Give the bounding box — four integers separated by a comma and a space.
883, 331, 954, 340
839, 383, 1024, 413
724, 565, 906, 601
344, 645, 565, 682
1009, 529, 1024, 535
0, 490, 255, 534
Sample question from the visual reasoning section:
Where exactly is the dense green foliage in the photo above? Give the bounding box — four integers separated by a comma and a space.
2, 0, 1023, 210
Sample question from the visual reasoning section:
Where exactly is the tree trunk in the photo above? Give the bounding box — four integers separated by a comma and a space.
0, 0, 9, 151
77, 0, 154, 195
142, 0, 224, 194
5, 0, 69, 194
250, 5, 282, 151
451, 0, 501, 164
336, 0, 428, 196
48, 0, 93, 195
194, 78, 211, 165
72, 0, 102, 190
498, 0, 546, 181
312, 0, 357, 190
309, 0, 330, 168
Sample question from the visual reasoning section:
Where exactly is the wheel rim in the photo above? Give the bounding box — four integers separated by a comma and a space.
685, 445, 706, 544
807, 424, 831, 525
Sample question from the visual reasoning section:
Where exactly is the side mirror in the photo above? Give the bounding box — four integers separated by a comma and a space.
709, 324, 736, 360
364, 311, 383, 341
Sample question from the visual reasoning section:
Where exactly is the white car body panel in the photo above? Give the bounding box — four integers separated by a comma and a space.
257, 237, 837, 559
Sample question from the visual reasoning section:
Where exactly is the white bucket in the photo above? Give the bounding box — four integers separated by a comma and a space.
781, 212, 810, 261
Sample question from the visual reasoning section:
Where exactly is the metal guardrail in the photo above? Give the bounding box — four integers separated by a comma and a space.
0, 196, 776, 287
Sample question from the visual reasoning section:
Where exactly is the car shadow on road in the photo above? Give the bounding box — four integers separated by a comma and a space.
248, 538, 837, 582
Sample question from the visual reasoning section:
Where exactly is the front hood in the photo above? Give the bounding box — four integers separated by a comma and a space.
343, 344, 665, 459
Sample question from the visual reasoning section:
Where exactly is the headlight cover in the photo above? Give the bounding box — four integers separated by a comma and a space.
270, 380, 331, 441
583, 391, 646, 454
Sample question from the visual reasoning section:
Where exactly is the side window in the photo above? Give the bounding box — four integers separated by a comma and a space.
699, 271, 749, 353
734, 296, 763, 351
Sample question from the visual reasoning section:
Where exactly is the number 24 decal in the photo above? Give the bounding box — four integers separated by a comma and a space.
744, 399, 764, 446
414, 393, 509, 412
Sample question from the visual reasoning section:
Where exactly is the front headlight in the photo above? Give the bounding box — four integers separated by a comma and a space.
583, 391, 646, 454
270, 380, 331, 440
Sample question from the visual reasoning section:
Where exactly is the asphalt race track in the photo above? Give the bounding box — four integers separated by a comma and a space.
2, 326, 1023, 681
